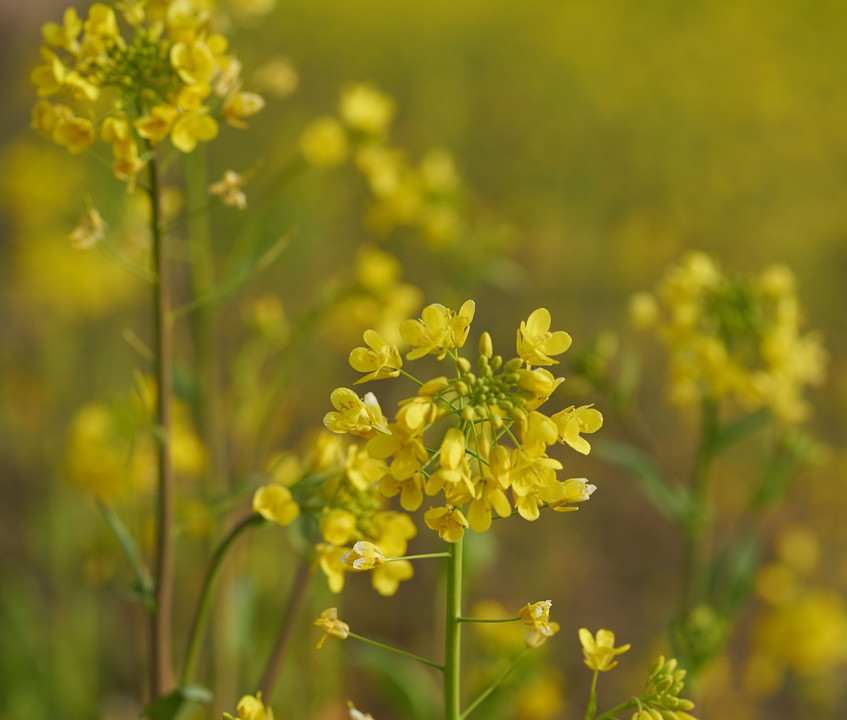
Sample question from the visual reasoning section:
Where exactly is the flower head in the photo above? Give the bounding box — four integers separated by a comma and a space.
517, 308, 572, 367
579, 628, 631, 671
314, 607, 350, 648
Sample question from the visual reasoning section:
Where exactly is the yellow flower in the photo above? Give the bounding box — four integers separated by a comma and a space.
525, 621, 560, 648
316, 543, 348, 593
314, 607, 350, 649
101, 114, 132, 144
424, 505, 468, 543
53, 114, 96, 154
223, 91, 266, 129
349, 329, 403, 383
320, 508, 357, 545
83, 3, 119, 39
209, 170, 247, 209
252, 484, 300, 526
338, 82, 396, 136
399, 300, 475, 360
549, 477, 596, 512
42, 7, 82, 51
426, 428, 473, 497
64, 72, 100, 101
171, 109, 219, 152
579, 628, 631, 671
466, 473, 511, 533
135, 104, 179, 143
369, 511, 417, 557
30, 48, 66, 97
324, 388, 386, 437
300, 116, 349, 167
111, 139, 146, 192
371, 559, 413, 596
551, 405, 603, 455
516, 308, 572, 367
340, 541, 385, 571
31, 100, 61, 138
252, 55, 299, 99
344, 443, 387, 491
379, 470, 426, 512
170, 37, 217, 85
222, 692, 274, 720
520, 600, 555, 637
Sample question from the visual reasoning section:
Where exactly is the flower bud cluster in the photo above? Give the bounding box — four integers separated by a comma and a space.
633, 656, 697, 720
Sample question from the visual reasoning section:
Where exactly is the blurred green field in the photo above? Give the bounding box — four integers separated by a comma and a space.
1, 1, 846, 719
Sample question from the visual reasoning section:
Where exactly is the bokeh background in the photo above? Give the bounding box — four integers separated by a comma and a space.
2, 1, 846, 718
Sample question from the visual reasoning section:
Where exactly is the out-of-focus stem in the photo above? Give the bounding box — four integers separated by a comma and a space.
185, 148, 228, 492
181, 515, 267, 685
148, 148, 174, 699
346, 634, 444, 672
681, 399, 718, 614
258, 560, 312, 699
459, 648, 528, 719
585, 669, 599, 719
444, 538, 463, 720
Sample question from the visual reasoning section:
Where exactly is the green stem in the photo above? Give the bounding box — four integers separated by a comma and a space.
388, 552, 450, 562
681, 399, 718, 615
148, 147, 174, 699
460, 648, 528, 719
399, 368, 424, 386
585, 669, 599, 720
595, 698, 638, 720
445, 538, 463, 720
457, 616, 521, 624
181, 515, 268, 685
347, 633, 444, 671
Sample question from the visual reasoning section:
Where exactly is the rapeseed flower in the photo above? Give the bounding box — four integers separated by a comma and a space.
517, 308, 572, 367
222, 692, 274, 720
579, 628, 631, 671
314, 608, 350, 648
252, 484, 299, 526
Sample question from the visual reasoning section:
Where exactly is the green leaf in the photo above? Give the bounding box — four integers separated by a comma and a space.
97, 500, 155, 610
707, 532, 760, 616
141, 686, 213, 720
592, 437, 690, 524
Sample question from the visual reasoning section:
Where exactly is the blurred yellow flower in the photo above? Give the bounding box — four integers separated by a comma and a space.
320, 508, 357, 545
209, 169, 248, 209
300, 116, 349, 167
519, 600, 555, 637
252, 484, 299, 526
339, 82, 396, 136
68, 202, 106, 250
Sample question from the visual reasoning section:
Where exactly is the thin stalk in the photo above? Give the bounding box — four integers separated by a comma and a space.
444, 538, 463, 720
347, 633, 444, 671
258, 559, 312, 699
585, 669, 599, 719
181, 515, 268, 685
148, 148, 174, 699
595, 698, 638, 720
387, 553, 450, 562
460, 648, 528, 719
457, 616, 520, 624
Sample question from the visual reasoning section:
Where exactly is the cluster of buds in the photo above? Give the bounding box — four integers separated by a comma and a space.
630, 252, 826, 424
324, 300, 602, 544
632, 656, 697, 720
31, 1, 265, 190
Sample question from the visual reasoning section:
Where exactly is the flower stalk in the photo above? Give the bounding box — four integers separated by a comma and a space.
444, 537, 464, 720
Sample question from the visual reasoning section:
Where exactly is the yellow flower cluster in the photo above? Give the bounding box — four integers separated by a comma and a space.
744, 525, 847, 696
253, 429, 417, 596
300, 83, 466, 248
631, 252, 826, 424
31, 1, 265, 190
325, 301, 602, 543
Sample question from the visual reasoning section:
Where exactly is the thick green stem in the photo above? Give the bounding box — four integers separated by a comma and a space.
148, 149, 174, 699
445, 538, 463, 720
181, 515, 267, 685
460, 648, 528, 719
347, 633, 444, 671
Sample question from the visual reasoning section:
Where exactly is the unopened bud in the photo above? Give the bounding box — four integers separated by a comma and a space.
419, 376, 450, 396
456, 357, 471, 373
462, 406, 476, 422
479, 331, 493, 359
503, 358, 523, 374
